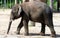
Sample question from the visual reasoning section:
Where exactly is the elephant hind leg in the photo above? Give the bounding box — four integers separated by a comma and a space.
47, 19, 56, 37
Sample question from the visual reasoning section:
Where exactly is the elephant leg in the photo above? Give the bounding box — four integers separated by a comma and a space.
47, 19, 56, 37
40, 23, 45, 36
23, 19, 29, 35
16, 18, 23, 34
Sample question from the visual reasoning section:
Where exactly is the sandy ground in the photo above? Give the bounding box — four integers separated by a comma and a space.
0, 9, 60, 38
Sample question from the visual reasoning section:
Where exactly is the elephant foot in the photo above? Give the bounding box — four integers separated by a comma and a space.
51, 32, 56, 37
40, 32, 45, 36
50, 34, 56, 37
15, 31, 20, 35
24, 33, 29, 36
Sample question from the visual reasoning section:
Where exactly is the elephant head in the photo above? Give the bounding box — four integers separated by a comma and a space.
7, 4, 22, 34
11, 4, 22, 20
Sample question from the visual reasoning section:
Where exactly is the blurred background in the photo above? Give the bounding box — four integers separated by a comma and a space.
0, 0, 59, 12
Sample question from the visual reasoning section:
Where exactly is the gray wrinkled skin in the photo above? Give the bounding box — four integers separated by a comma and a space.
7, 1, 56, 37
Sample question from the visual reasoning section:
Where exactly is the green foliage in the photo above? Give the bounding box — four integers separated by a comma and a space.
0, 0, 23, 8
47, 0, 57, 10
47, 0, 50, 6
6, 0, 15, 8
53, 0, 57, 10
0, 0, 58, 10
7, 0, 23, 8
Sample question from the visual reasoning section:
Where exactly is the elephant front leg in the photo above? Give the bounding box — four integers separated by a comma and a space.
40, 23, 45, 36
16, 18, 23, 34
23, 19, 29, 35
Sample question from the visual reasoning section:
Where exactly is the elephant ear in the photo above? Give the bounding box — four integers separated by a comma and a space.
18, 5, 21, 16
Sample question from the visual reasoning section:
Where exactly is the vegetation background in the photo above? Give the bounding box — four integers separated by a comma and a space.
0, 0, 58, 11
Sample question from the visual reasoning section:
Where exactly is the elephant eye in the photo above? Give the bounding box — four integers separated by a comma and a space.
18, 8, 19, 11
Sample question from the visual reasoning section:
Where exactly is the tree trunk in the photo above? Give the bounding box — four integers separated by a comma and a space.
50, 0, 53, 9
57, 0, 60, 12
15, 0, 17, 4
40, 0, 47, 3
25, 0, 29, 2
4, 0, 6, 7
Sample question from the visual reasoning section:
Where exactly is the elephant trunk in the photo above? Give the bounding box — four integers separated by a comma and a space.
7, 19, 12, 34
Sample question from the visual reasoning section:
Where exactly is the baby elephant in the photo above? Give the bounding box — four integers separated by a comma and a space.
7, 1, 56, 37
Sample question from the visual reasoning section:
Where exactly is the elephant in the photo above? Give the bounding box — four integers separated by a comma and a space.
7, 0, 56, 37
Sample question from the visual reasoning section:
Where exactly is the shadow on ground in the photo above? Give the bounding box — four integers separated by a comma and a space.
29, 33, 60, 37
